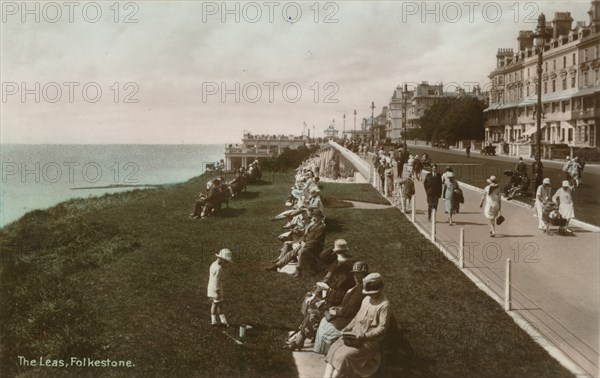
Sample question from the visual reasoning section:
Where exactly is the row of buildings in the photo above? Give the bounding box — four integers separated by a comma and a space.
484, 1, 599, 159
226, 1, 599, 168
336, 1, 600, 159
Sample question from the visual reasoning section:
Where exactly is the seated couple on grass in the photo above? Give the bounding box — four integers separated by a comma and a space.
285, 258, 367, 352
266, 208, 326, 278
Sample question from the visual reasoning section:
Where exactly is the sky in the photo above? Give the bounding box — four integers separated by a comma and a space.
0, 1, 594, 144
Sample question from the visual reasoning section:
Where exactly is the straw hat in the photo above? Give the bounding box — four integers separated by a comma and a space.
333, 239, 349, 253
487, 175, 498, 185
543, 178, 551, 185
446, 172, 455, 178
215, 248, 233, 263
562, 180, 570, 187
362, 273, 384, 295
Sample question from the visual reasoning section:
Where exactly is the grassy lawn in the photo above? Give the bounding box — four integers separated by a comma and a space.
407, 147, 600, 226
0, 172, 573, 377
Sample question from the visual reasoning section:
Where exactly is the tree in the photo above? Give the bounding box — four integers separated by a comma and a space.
419, 97, 485, 144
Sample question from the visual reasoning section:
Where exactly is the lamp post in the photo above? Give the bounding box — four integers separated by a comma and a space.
533, 13, 548, 159
343, 113, 346, 139
370, 101, 375, 145
353, 109, 357, 140
402, 84, 408, 151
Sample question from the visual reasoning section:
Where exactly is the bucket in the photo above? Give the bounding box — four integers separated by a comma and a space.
239, 324, 252, 339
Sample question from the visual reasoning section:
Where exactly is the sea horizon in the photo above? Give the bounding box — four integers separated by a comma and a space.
1, 144, 225, 227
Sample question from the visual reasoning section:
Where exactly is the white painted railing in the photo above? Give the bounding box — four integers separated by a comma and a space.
328, 141, 371, 182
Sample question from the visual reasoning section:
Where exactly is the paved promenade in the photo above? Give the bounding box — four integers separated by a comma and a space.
407, 173, 599, 377
290, 144, 599, 377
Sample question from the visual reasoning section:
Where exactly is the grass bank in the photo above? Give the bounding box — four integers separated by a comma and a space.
0, 172, 572, 377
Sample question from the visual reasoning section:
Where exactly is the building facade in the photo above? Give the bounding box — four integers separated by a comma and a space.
485, 1, 600, 159
224, 133, 309, 171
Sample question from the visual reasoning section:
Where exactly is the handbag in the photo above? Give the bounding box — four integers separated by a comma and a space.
496, 214, 505, 225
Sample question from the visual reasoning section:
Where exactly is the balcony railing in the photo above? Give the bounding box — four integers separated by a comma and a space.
572, 108, 597, 120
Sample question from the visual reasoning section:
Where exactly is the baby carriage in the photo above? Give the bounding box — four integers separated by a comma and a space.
542, 202, 567, 235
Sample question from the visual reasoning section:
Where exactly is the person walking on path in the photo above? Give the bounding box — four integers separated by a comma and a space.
552, 180, 575, 232
534, 178, 552, 230
442, 172, 459, 226
413, 155, 423, 181
398, 176, 415, 213
207, 248, 233, 327
423, 164, 443, 221
480, 175, 502, 237
465, 145, 471, 158
515, 157, 528, 177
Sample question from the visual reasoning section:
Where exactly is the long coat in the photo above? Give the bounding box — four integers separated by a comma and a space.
325, 295, 392, 377
297, 221, 326, 273
424, 172, 443, 203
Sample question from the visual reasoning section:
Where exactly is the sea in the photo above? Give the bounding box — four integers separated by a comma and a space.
0, 144, 224, 227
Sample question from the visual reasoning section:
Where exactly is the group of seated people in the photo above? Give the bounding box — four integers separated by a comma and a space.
285, 239, 392, 378
267, 166, 326, 277
268, 160, 393, 378
189, 161, 264, 219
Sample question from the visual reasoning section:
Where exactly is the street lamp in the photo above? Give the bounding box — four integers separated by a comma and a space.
353, 109, 357, 140
370, 101, 375, 145
533, 13, 548, 159
402, 84, 408, 151
343, 113, 346, 139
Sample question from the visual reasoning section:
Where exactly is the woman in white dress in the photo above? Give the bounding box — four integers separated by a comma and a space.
534, 178, 552, 230
552, 180, 575, 232
480, 175, 502, 237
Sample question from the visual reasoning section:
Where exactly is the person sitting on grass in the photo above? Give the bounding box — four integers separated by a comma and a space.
323, 273, 392, 378
313, 261, 369, 355
306, 187, 324, 212
284, 244, 355, 351
207, 248, 233, 327
190, 177, 222, 219
266, 209, 326, 277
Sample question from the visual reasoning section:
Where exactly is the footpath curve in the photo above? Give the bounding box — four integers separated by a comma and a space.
326, 143, 600, 378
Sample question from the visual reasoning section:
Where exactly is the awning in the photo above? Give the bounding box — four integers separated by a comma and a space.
522, 124, 547, 137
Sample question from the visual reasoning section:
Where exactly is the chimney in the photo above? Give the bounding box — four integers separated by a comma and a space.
552, 12, 573, 38
496, 48, 514, 67
590, 0, 600, 25
517, 30, 534, 51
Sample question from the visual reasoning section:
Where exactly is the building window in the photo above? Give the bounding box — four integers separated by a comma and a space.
584, 49, 588, 61
571, 77, 576, 88
597, 45, 600, 59
552, 80, 556, 92
553, 59, 556, 70
562, 78, 567, 90
563, 56, 567, 68
572, 53, 576, 65
527, 68, 530, 77
583, 71, 589, 86
544, 81, 548, 94
596, 69, 599, 84
545, 62, 548, 72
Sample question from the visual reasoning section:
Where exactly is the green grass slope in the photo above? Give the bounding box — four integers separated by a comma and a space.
0, 173, 572, 377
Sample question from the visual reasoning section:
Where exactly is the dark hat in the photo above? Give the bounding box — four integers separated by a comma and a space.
311, 209, 324, 218
351, 261, 369, 274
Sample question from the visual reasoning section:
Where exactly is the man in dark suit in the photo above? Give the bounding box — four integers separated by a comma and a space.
423, 164, 443, 221
266, 209, 326, 277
